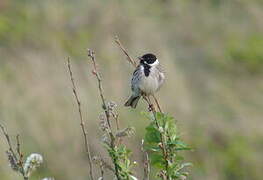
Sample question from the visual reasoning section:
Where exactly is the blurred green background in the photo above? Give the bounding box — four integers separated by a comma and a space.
0, 0, 263, 179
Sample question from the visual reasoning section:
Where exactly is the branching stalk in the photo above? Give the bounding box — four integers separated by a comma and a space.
0, 124, 28, 179
0, 124, 18, 161
87, 49, 121, 180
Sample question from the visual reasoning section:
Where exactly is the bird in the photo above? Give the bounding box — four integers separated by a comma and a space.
124, 53, 165, 108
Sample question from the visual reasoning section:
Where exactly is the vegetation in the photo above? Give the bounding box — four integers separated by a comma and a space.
1, 40, 191, 180
0, 0, 263, 180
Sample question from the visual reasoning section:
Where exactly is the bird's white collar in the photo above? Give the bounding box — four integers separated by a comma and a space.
150, 59, 159, 67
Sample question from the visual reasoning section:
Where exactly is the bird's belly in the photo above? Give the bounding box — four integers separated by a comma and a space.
139, 77, 159, 95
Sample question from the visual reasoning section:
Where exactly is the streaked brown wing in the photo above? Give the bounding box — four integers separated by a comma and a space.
131, 66, 143, 92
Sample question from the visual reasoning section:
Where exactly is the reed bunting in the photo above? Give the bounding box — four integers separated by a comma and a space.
125, 53, 165, 108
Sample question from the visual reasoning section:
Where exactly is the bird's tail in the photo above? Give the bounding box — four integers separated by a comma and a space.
124, 95, 141, 108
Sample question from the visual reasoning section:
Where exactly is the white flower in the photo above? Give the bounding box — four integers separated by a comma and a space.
42, 178, 55, 180
23, 153, 43, 178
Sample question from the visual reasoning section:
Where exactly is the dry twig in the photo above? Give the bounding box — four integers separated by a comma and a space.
152, 95, 163, 113
16, 135, 24, 167
67, 58, 94, 180
0, 124, 17, 161
0, 124, 28, 180
87, 50, 113, 130
87, 49, 121, 180
115, 36, 137, 67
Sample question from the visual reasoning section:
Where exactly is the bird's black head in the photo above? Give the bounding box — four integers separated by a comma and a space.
139, 53, 157, 65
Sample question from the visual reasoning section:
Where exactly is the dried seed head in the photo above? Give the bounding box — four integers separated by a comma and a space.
23, 153, 43, 178
92, 156, 101, 164
6, 150, 19, 172
99, 113, 106, 122
101, 134, 110, 145
116, 127, 135, 138
99, 113, 108, 132
107, 101, 117, 111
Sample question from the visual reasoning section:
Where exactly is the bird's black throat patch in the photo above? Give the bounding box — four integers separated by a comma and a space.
143, 64, 151, 77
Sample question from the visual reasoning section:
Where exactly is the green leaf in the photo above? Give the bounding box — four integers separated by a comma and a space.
144, 144, 161, 152
149, 153, 165, 168
175, 147, 192, 151
181, 162, 193, 168
175, 155, 184, 161
145, 123, 161, 143
142, 111, 192, 178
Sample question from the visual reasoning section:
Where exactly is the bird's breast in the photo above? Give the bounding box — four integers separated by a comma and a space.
139, 71, 160, 95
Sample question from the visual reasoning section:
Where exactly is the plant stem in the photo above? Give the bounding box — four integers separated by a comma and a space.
67, 58, 95, 180
115, 36, 137, 68
0, 124, 18, 162
87, 49, 121, 180
150, 102, 170, 179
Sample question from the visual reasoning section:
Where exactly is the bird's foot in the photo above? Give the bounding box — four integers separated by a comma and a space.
148, 104, 154, 112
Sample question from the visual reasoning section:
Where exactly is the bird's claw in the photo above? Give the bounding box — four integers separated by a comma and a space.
148, 104, 154, 112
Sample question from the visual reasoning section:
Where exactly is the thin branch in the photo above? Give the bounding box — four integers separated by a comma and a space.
0, 124, 27, 179
67, 58, 95, 180
0, 124, 17, 161
87, 49, 121, 180
16, 135, 21, 156
152, 95, 163, 113
16, 134, 23, 167
110, 111, 120, 131
115, 36, 137, 67
87, 50, 112, 130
